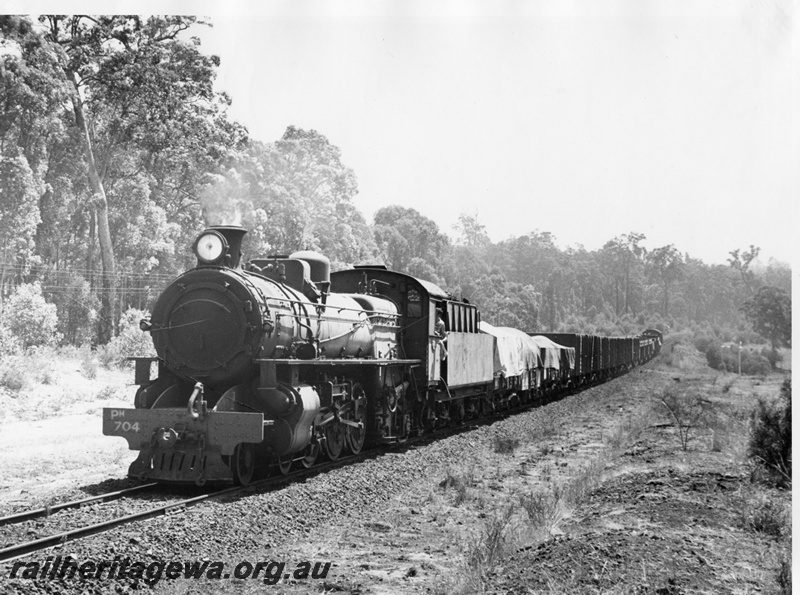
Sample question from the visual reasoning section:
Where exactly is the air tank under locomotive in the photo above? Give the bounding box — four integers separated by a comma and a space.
104, 226, 401, 485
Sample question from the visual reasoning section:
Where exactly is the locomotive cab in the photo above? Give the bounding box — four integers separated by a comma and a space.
330, 268, 494, 429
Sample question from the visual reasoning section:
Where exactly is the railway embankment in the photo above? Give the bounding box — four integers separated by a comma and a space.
268, 344, 791, 595
0, 344, 791, 594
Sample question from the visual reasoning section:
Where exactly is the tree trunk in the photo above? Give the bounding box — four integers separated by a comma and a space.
67, 70, 117, 343
624, 268, 630, 315
87, 211, 95, 291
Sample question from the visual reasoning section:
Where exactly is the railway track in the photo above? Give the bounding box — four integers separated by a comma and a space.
0, 483, 159, 527
0, 448, 379, 564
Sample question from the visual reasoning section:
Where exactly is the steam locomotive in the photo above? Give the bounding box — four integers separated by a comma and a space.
103, 226, 662, 485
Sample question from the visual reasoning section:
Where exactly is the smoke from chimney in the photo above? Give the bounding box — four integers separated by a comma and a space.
200, 168, 247, 227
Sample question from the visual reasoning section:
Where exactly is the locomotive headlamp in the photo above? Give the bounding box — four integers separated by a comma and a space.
194, 231, 228, 265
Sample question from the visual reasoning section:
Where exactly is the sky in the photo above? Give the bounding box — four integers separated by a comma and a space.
12, 1, 798, 265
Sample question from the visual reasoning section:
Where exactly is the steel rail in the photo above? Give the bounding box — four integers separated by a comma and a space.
0, 483, 159, 527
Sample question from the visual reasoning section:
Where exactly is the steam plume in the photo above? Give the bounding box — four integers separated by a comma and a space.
200, 168, 248, 227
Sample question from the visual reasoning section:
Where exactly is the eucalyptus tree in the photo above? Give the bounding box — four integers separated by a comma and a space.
742, 285, 791, 352
40, 15, 244, 340
373, 205, 450, 283
0, 16, 68, 292
728, 245, 760, 295
238, 127, 375, 269
646, 244, 684, 318
600, 232, 646, 317
452, 212, 491, 249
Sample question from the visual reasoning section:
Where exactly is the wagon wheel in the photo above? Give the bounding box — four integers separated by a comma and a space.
231, 443, 255, 486
346, 384, 367, 455
300, 441, 319, 469
451, 401, 465, 426
418, 404, 433, 432
323, 421, 346, 461
276, 454, 293, 475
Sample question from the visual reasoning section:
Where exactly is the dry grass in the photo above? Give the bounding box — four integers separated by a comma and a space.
737, 490, 790, 538
443, 356, 790, 594
439, 467, 475, 506
463, 506, 514, 575
443, 401, 658, 593
222, 346, 791, 595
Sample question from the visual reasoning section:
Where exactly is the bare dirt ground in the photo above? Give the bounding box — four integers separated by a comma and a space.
270, 345, 791, 595
0, 354, 132, 511
0, 344, 791, 595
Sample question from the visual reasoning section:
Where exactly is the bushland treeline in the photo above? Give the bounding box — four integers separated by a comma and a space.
0, 16, 790, 349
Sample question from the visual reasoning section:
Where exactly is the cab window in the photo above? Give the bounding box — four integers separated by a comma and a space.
406, 289, 422, 317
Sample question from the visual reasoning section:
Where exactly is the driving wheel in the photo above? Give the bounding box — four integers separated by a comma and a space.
323, 421, 345, 461
346, 384, 367, 454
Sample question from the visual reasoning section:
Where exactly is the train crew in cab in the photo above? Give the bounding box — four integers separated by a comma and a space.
435, 308, 447, 360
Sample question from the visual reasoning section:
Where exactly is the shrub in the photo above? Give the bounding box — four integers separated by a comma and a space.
718, 328, 733, 343
98, 308, 155, 368
749, 498, 788, 537
704, 343, 772, 376
740, 352, 772, 376
0, 321, 22, 355
749, 379, 791, 487
0, 361, 26, 391
0, 283, 60, 349
464, 506, 513, 572
705, 342, 723, 370
519, 490, 558, 528
778, 551, 792, 595
439, 468, 474, 506
658, 384, 712, 450
42, 271, 100, 346
667, 330, 691, 346
761, 346, 783, 370
81, 349, 99, 379
493, 434, 521, 454
693, 334, 716, 355
738, 330, 767, 345
739, 493, 789, 537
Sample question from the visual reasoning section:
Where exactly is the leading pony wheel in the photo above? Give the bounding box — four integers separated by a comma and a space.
231, 443, 255, 486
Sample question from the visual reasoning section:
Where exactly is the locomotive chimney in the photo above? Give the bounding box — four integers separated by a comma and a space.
210, 225, 247, 268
